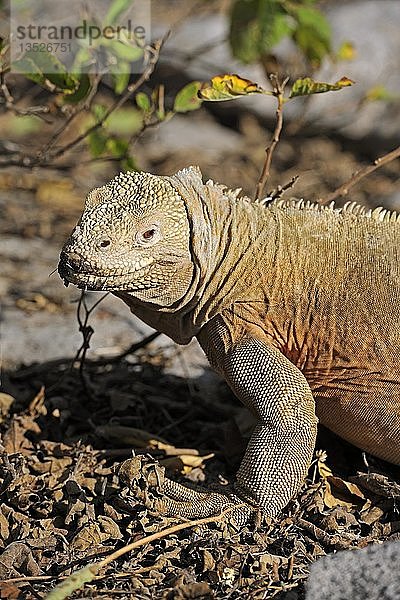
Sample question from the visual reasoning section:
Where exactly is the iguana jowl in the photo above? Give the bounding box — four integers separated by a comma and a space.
58, 167, 400, 522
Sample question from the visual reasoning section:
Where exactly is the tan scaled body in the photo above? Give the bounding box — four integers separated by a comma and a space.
59, 167, 400, 523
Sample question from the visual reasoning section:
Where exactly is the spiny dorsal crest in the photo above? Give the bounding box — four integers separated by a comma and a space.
272, 197, 400, 223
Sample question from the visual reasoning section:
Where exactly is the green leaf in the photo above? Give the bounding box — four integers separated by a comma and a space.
136, 92, 151, 112
87, 129, 108, 157
174, 81, 203, 112
291, 6, 331, 64
106, 137, 129, 157
12, 50, 78, 92
122, 154, 138, 171
5, 114, 41, 137
92, 103, 108, 121
104, 38, 143, 62
105, 107, 143, 135
63, 74, 92, 104
111, 70, 130, 94
199, 74, 268, 102
104, 0, 133, 26
230, 0, 294, 64
289, 76, 354, 98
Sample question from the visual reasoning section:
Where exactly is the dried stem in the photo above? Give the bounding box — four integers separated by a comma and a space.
267, 175, 300, 204
95, 330, 161, 365
254, 74, 288, 201
319, 144, 400, 205
73, 291, 109, 393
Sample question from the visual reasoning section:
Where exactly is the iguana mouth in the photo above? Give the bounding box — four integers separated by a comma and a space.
58, 254, 154, 291
61, 267, 154, 291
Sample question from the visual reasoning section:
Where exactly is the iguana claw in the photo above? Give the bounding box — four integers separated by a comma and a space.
118, 455, 255, 527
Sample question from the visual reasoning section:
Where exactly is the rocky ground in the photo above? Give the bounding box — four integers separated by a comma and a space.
1, 1, 400, 598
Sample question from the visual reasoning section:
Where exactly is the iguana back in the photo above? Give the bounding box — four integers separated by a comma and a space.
220, 200, 400, 465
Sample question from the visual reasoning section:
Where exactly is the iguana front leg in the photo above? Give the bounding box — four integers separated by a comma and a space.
222, 337, 318, 516
134, 325, 318, 523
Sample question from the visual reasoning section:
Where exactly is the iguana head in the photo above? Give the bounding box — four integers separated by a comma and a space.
58, 171, 194, 305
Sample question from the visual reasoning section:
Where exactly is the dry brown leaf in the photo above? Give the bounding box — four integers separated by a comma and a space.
349, 472, 400, 497
3, 415, 40, 454
323, 475, 365, 509
28, 386, 46, 417
97, 515, 123, 540
359, 500, 384, 525
16, 293, 61, 314
202, 549, 215, 572
0, 581, 24, 599
0, 542, 42, 578
70, 522, 103, 551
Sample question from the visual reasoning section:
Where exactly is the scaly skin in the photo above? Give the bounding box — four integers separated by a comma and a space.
59, 166, 400, 524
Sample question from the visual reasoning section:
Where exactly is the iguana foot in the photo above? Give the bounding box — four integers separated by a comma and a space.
118, 455, 255, 527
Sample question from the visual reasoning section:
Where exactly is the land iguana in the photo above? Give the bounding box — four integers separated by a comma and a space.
58, 167, 400, 523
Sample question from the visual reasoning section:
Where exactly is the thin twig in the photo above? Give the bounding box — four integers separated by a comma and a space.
95, 331, 161, 365
319, 144, 400, 205
266, 175, 300, 204
1, 559, 165, 585
73, 291, 109, 392
97, 503, 247, 571
254, 74, 288, 201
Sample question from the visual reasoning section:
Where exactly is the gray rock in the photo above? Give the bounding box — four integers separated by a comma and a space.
306, 541, 400, 600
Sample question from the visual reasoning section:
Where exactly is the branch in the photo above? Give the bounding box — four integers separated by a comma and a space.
72, 291, 109, 394
0, 35, 168, 171
319, 145, 400, 205
267, 175, 300, 204
95, 331, 161, 365
97, 503, 247, 570
254, 74, 288, 201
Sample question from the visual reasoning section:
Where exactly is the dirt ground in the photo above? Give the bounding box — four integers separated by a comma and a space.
1, 10, 400, 597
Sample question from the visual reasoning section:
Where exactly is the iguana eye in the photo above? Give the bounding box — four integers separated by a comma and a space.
136, 225, 161, 245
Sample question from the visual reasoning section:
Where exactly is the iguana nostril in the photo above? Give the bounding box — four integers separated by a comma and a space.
99, 237, 111, 250
65, 252, 82, 269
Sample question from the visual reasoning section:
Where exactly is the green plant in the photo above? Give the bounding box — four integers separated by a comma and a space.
229, 0, 331, 68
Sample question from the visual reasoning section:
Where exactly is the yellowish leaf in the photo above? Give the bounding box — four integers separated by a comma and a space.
198, 74, 268, 101
289, 76, 355, 98
365, 85, 397, 102
316, 451, 333, 479
336, 41, 356, 61
161, 453, 214, 474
